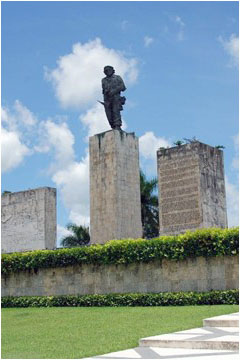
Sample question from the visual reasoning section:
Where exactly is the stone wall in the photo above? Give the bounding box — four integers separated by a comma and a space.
89, 130, 142, 244
157, 142, 227, 235
1, 187, 56, 253
2, 255, 238, 297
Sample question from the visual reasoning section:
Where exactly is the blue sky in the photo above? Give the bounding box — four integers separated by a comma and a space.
2, 1, 239, 244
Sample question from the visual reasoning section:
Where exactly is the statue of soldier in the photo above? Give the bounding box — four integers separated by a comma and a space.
101, 66, 126, 130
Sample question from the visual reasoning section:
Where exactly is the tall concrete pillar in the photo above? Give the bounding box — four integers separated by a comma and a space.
89, 130, 142, 244
157, 141, 228, 236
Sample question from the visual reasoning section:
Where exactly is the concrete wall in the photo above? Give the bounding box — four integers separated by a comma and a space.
89, 130, 142, 244
2, 255, 238, 297
1, 187, 56, 253
157, 142, 227, 236
198, 144, 228, 228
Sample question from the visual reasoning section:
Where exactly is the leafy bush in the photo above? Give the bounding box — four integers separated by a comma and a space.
2, 290, 238, 308
2, 228, 238, 275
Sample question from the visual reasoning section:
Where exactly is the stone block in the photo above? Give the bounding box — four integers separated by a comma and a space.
157, 142, 227, 235
89, 130, 142, 244
1, 187, 56, 253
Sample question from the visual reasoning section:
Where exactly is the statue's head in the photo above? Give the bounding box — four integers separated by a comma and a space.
104, 65, 115, 77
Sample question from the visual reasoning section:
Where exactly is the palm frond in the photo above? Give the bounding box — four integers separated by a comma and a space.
61, 224, 90, 247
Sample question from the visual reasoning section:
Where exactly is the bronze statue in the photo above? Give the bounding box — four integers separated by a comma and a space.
99, 66, 126, 130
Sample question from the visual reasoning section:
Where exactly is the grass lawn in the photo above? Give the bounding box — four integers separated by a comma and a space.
1, 305, 238, 359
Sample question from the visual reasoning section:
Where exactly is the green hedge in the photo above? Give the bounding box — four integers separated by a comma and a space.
2, 290, 238, 308
2, 228, 238, 275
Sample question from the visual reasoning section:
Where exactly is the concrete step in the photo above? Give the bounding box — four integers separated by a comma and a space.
139, 326, 239, 351
83, 347, 239, 360
203, 313, 239, 328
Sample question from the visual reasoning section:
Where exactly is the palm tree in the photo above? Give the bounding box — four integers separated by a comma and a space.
60, 223, 90, 247
140, 170, 159, 239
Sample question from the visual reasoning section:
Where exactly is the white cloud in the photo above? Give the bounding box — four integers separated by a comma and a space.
36, 119, 90, 227
175, 16, 185, 27
33, 142, 50, 154
1, 101, 36, 172
52, 155, 90, 227
225, 176, 239, 227
139, 131, 171, 160
2, 107, 10, 124
42, 120, 75, 171
69, 211, 90, 228
80, 103, 110, 138
0, 97, 124, 229
2, 105, 17, 131
144, 36, 154, 48
2, 100, 37, 131
139, 131, 172, 176
13, 100, 37, 127
45, 38, 138, 110
218, 33, 239, 67
1, 127, 30, 172
175, 15, 185, 41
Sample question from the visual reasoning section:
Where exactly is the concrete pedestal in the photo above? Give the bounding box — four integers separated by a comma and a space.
89, 130, 142, 244
157, 141, 228, 236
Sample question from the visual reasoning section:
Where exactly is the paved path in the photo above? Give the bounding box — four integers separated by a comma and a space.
83, 313, 239, 360
139, 326, 238, 350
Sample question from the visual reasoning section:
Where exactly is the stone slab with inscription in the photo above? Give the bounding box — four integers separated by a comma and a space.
157, 141, 228, 235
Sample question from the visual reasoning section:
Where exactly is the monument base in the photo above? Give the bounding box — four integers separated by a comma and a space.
89, 130, 142, 244
157, 141, 228, 236
1, 187, 56, 253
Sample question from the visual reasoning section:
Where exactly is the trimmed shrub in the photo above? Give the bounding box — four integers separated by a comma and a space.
1, 228, 238, 275
1, 290, 238, 308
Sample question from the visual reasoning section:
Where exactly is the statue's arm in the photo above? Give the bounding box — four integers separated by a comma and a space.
102, 79, 106, 94
109, 76, 126, 96
118, 76, 126, 92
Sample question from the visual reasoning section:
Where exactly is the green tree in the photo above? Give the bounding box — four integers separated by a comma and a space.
60, 223, 90, 247
174, 140, 184, 146
140, 170, 159, 239
2, 191, 12, 195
